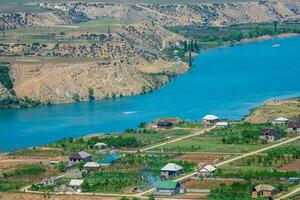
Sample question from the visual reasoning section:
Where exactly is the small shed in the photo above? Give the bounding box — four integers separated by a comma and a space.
155, 181, 181, 196
161, 163, 183, 178
69, 151, 92, 163
216, 121, 229, 128
99, 153, 120, 166
259, 128, 280, 142
202, 115, 219, 124
198, 164, 217, 176
252, 184, 276, 198
288, 120, 300, 133
272, 117, 289, 125
69, 179, 84, 193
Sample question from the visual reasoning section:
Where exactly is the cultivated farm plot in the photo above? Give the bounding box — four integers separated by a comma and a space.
173, 153, 231, 165
279, 159, 300, 172
182, 179, 240, 190
152, 136, 266, 153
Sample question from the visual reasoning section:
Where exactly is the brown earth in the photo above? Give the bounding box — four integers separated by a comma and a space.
279, 159, 300, 172
182, 179, 239, 189
0, 193, 120, 200
174, 153, 229, 165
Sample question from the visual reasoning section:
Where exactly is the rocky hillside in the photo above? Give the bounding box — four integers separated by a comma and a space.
0, 0, 299, 106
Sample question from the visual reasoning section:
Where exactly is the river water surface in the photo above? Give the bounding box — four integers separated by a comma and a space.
1, 36, 300, 151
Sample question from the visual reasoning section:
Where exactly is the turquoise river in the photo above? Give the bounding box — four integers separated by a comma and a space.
1, 36, 300, 151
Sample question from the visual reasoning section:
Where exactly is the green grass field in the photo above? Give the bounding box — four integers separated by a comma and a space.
152, 136, 266, 153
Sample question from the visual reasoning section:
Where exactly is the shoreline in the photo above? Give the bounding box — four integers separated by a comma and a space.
239, 33, 300, 45
2, 32, 299, 110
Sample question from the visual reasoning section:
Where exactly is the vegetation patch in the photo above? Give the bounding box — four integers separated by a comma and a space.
205, 122, 286, 145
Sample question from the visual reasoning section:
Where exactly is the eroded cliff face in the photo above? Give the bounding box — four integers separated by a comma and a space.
11, 59, 187, 103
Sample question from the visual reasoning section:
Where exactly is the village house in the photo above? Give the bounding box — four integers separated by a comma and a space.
252, 184, 277, 198
83, 162, 101, 173
157, 121, 173, 129
198, 164, 217, 177
216, 121, 229, 128
202, 115, 219, 124
94, 142, 110, 154
272, 117, 289, 125
154, 181, 181, 196
287, 120, 300, 133
155, 118, 181, 129
69, 179, 84, 193
161, 163, 183, 178
69, 151, 92, 163
38, 177, 62, 186
99, 153, 120, 166
259, 128, 280, 142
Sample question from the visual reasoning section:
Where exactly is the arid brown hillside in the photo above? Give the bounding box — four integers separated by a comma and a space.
0, 0, 299, 105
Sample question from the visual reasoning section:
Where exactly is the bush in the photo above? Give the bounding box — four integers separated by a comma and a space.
0, 65, 13, 89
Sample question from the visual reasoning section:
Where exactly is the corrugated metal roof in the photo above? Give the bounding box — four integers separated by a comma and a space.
161, 163, 183, 171
99, 153, 120, 164
155, 181, 179, 189
69, 179, 84, 186
83, 162, 100, 168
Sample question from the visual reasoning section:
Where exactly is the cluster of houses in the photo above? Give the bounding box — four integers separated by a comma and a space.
66, 147, 121, 192
36, 142, 122, 193
155, 162, 217, 196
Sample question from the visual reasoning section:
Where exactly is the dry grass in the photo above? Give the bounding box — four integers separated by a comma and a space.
279, 159, 300, 172
245, 98, 300, 123
182, 179, 238, 189
173, 153, 229, 165
0, 193, 120, 200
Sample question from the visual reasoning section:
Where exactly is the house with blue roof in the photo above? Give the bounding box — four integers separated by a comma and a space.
98, 153, 120, 166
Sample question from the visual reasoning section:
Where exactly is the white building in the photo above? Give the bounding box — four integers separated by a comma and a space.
83, 162, 100, 171
272, 117, 289, 125
161, 163, 183, 178
216, 121, 229, 128
202, 115, 219, 124
199, 164, 217, 176
69, 179, 84, 193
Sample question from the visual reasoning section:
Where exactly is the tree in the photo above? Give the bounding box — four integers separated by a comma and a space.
188, 51, 192, 67
274, 21, 278, 32
148, 194, 155, 200
72, 93, 80, 102
88, 87, 95, 101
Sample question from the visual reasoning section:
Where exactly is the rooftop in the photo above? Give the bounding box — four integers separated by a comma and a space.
260, 128, 278, 136
69, 179, 84, 187
199, 164, 216, 173
216, 121, 229, 126
161, 163, 183, 172
203, 115, 219, 121
99, 153, 120, 164
155, 181, 179, 190
275, 117, 288, 121
83, 162, 100, 168
288, 120, 300, 128
94, 142, 108, 147
254, 184, 276, 192
69, 151, 91, 160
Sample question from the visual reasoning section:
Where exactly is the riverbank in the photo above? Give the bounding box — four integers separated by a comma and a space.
245, 97, 300, 124
1, 35, 300, 151
239, 33, 300, 45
